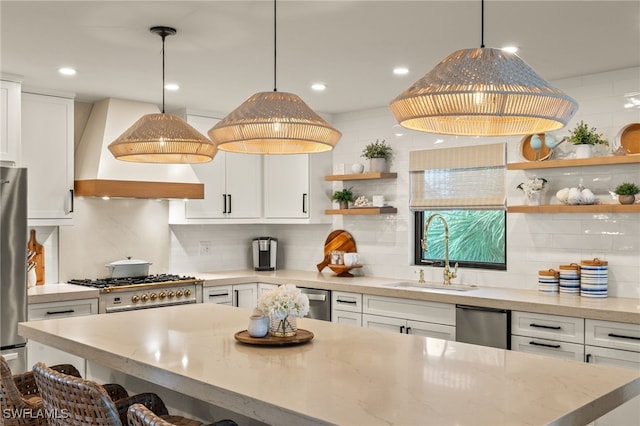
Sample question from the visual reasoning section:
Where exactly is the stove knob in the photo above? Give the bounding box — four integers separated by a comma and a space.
176, 290, 184, 298
150, 293, 158, 301
158, 292, 166, 299
167, 291, 175, 299
131, 295, 140, 303
141, 294, 149, 302
184, 289, 192, 297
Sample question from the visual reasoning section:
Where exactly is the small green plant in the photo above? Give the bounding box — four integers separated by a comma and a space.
614, 182, 640, 196
332, 187, 354, 202
568, 121, 609, 146
361, 139, 393, 159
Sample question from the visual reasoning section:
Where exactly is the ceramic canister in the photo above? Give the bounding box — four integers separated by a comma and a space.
538, 269, 559, 293
580, 258, 608, 298
559, 263, 580, 294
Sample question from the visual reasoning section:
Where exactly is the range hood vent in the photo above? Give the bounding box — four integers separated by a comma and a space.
74, 98, 204, 199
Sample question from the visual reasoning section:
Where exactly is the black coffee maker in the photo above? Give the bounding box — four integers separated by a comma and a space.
252, 237, 278, 271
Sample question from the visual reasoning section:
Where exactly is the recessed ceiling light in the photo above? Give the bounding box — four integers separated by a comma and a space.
501, 46, 519, 54
393, 67, 409, 75
58, 67, 77, 76
311, 83, 326, 91
164, 83, 179, 91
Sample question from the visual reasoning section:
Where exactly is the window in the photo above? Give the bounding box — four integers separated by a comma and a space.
414, 210, 507, 270
409, 143, 506, 271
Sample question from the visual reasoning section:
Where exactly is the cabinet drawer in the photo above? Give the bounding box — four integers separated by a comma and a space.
333, 310, 362, 327
585, 345, 640, 369
586, 319, 640, 353
511, 311, 584, 344
332, 291, 362, 313
363, 295, 455, 325
203, 286, 232, 304
511, 335, 584, 361
28, 299, 98, 320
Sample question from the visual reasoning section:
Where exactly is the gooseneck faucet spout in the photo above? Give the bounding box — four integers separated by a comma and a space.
422, 213, 459, 285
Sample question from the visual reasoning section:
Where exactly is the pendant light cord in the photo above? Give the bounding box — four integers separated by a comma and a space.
161, 33, 166, 113
480, 0, 485, 48
273, 0, 278, 92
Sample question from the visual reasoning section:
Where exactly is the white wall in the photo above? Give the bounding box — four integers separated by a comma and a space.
60, 68, 639, 299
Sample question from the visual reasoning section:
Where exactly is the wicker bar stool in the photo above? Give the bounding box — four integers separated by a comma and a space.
1, 355, 127, 425
32, 362, 235, 426
127, 403, 239, 426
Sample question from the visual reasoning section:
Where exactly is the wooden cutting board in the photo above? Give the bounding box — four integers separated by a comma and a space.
317, 230, 357, 271
27, 229, 45, 285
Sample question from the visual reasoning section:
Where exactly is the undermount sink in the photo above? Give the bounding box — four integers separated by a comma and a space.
384, 282, 478, 292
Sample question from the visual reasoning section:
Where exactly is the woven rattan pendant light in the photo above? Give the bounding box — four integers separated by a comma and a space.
208, 0, 341, 154
109, 26, 216, 163
389, 0, 578, 137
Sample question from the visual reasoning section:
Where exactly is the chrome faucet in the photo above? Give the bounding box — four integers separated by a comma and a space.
422, 213, 458, 285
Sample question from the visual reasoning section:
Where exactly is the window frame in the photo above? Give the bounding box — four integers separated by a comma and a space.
413, 209, 507, 271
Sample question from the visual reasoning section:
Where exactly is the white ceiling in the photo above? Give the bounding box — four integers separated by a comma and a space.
2, 1, 639, 116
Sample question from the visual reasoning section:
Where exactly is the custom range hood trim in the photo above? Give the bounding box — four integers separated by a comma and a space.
75, 98, 204, 199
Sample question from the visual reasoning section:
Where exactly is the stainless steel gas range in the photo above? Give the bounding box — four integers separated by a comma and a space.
68, 275, 203, 314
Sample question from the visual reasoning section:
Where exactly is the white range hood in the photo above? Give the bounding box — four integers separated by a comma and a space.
74, 98, 204, 199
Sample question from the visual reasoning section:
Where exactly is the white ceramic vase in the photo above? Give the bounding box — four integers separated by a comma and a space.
369, 158, 387, 173
575, 144, 592, 159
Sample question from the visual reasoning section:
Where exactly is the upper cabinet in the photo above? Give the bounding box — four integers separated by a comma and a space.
0, 79, 21, 165
180, 114, 261, 220
169, 112, 331, 224
21, 92, 74, 225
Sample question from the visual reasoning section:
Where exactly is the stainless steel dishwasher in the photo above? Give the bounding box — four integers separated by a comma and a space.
300, 287, 331, 321
456, 305, 510, 349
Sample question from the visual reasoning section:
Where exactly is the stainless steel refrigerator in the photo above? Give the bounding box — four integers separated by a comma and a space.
0, 166, 28, 373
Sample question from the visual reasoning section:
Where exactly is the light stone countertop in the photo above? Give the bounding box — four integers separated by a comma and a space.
18, 303, 640, 426
196, 269, 640, 324
27, 283, 99, 304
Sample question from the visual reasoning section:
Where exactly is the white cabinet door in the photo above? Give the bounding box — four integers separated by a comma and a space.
258, 283, 278, 296
363, 295, 455, 326
21, 92, 74, 224
27, 299, 98, 376
0, 79, 21, 164
233, 283, 258, 308
225, 152, 261, 218
333, 310, 362, 327
264, 154, 309, 218
363, 313, 406, 333
586, 345, 640, 426
407, 320, 455, 340
181, 114, 261, 220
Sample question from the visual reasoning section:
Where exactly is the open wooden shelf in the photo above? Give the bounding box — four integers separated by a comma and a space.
325, 206, 398, 215
325, 172, 398, 181
507, 155, 640, 170
507, 204, 640, 213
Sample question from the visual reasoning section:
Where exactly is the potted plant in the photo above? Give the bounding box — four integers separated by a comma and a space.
614, 182, 639, 205
361, 139, 392, 173
332, 187, 354, 209
568, 121, 609, 158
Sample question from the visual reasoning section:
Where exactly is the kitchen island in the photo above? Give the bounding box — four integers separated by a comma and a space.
19, 303, 640, 425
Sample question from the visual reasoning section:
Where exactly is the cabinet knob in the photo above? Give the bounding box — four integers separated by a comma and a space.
131, 295, 140, 303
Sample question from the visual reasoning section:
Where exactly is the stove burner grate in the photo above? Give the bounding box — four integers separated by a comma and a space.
68, 274, 197, 289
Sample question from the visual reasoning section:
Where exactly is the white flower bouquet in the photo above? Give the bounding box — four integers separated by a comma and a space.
257, 284, 309, 319
517, 177, 548, 197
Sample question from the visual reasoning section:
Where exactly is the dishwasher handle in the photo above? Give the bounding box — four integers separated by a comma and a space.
456, 304, 508, 313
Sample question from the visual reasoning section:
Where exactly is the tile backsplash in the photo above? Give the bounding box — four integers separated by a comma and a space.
59, 68, 639, 299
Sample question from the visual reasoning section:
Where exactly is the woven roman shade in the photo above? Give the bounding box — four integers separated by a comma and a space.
410, 143, 506, 208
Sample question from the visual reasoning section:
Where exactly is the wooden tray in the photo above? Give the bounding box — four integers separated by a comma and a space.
234, 329, 314, 346
521, 134, 552, 161
316, 230, 357, 271
618, 123, 640, 155
327, 264, 362, 277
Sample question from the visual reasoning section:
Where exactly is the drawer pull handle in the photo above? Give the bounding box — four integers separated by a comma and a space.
529, 341, 561, 349
400, 325, 405, 334
406, 327, 412, 335
530, 323, 561, 330
337, 299, 357, 305
608, 333, 640, 341
46, 309, 75, 315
